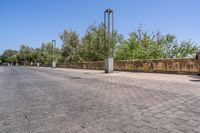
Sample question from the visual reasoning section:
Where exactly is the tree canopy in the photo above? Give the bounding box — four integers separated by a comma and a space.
0, 24, 199, 65
115, 28, 199, 60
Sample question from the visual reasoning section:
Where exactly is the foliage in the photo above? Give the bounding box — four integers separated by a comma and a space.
0, 55, 2, 64
60, 30, 82, 62
115, 28, 199, 60
2, 49, 18, 64
39, 43, 53, 64
1, 24, 199, 65
18, 45, 33, 64
166, 40, 198, 58
80, 23, 105, 61
80, 23, 123, 61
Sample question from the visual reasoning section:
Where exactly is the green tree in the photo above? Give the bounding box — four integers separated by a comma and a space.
81, 24, 105, 61
18, 45, 32, 64
60, 30, 82, 62
0, 54, 2, 64
39, 43, 53, 65
81, 23, 123, 61
115, 28, 164, 60
115, 28, 199, 60
2, 49, 18, 64
170, 41, 199, 58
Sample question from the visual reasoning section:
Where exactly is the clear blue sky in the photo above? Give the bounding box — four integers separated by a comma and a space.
0, 0, 200, 53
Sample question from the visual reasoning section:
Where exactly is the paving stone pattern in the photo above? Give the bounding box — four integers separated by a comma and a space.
0, 66, 200, 133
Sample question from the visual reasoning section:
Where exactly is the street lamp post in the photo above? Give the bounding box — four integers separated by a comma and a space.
104, 8, 114, 73
52, 40, 56, 68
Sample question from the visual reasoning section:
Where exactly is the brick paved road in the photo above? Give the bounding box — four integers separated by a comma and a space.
0, 66, 200, 133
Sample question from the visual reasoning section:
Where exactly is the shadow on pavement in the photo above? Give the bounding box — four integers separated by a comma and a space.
188, 75, 200, 82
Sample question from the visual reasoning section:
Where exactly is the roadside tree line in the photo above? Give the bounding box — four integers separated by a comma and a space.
0, 23, 199, 65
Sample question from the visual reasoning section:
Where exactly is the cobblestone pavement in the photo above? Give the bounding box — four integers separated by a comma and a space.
0, 66, 200, 133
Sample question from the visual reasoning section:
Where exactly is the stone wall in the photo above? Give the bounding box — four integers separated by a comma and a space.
47, 58, 199, 74
114, 58, 199, 74
56, 61, 104, 70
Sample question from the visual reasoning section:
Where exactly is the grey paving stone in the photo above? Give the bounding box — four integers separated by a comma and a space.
0, 66, 200, 133
171, 129, 185, 133
194, 125, 200, 132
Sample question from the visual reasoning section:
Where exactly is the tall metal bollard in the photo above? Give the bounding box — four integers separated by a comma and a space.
52, 40, 56, 68
104, 9, 114, 73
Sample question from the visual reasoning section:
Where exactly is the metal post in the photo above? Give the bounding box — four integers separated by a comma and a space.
108, 11, 110, 58
104, 9, 114, 73
112, 11, 114, 56
52, 40, 56, 68
104, 11, 107, 58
